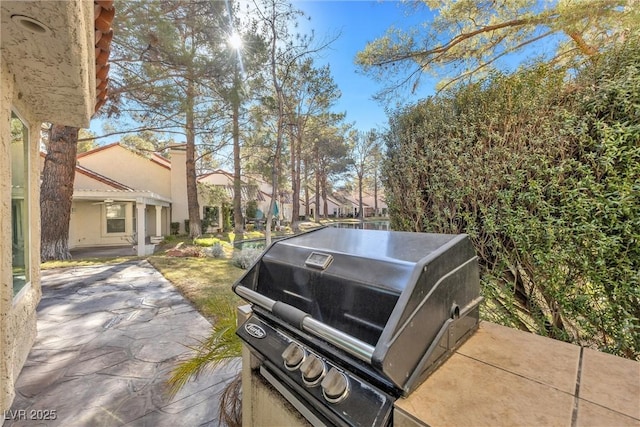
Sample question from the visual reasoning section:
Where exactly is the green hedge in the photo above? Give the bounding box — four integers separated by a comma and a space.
384, 40, 639, 359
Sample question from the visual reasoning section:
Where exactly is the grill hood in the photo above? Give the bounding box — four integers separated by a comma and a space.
233, 227, 481, 394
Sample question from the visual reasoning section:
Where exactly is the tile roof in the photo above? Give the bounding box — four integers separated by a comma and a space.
94, 0, 115, 114
152, 153, 171, 167
222, 185, 266, 203
76, 164, 134, 191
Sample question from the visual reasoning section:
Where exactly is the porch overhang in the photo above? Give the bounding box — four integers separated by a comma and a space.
73, 190, 171, 207
73, 190, 171, 257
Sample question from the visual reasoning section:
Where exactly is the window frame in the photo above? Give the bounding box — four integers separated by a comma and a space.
104, 202, 128, 235
10, 109, 31, 301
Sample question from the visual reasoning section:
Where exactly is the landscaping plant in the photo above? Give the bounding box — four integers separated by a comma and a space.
383, 39, 640, 359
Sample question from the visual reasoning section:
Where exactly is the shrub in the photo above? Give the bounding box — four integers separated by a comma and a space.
194, 237, 222, 247
162, 235, 177, 244
245, 200, 258, 219
170, 222, 180, 235
383, 39, 640, 358
231, 248, 263, 269
207, 243, 225, 258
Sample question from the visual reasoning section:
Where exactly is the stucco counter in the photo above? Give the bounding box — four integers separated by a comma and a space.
394, 322, 640, 426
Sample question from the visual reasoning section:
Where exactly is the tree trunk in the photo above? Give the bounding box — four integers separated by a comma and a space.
321, 174, 328, 220
290, 129, 301, 232
303, 160, 310, 218
374, 167, 378, 216
40, 125, 79, 261
186, 79, 201, 238
358, 172, 364, 221
314, 172, 320, 222
314, 145, 320, 222
265, 3, 285, 247
232, 77, 244, 243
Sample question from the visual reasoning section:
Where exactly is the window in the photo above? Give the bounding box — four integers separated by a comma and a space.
11, 112, 29, 297
106, 203, 126, 233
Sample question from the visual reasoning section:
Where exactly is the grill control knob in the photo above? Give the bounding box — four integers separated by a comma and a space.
282, 342, 305, 371
300, 354, 325, 386
321, 368, 349, 403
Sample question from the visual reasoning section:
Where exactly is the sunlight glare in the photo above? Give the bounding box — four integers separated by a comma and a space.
229, 32, 242, 50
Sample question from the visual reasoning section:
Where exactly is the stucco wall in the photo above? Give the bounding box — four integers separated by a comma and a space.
69, 202, 170, 248
1, 57, 42, 417
170, 147, 189, 233
0, 1, 95, 128
69, 201, 134, 248
78, 146, 171, 198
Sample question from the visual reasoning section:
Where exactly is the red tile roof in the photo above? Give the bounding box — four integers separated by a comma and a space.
94, 0, 115, 114
76, 165, 134, 191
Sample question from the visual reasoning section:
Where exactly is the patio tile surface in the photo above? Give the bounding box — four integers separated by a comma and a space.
6, 261, 239, 427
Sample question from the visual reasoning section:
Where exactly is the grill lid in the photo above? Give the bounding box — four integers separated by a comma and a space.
233, 227, 481, 393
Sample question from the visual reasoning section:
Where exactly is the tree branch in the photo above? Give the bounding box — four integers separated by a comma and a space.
77, 127, 186, 142
371, 14, 554, 67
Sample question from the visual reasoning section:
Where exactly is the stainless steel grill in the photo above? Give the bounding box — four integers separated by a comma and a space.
234, 227, 481, 426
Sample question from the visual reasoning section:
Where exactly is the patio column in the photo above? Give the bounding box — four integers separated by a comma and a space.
154, 205, 162, 238
136, 202, 146, 256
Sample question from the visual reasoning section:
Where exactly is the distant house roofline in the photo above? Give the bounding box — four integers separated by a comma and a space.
77, 142, 171, 170
75, 164, 134, 191
77, 141, 120, 158
197, 169, 249, 185
152, 153, 171, 165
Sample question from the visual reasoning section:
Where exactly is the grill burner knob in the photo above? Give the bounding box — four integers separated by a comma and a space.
300, 354, 325, 385
282, 342, 305, 371
321, 368, 349, 403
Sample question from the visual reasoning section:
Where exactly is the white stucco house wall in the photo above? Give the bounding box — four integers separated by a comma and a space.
306, 193, 341, 218
1, 0, 112, 417
360, 191, 388, 217
62, 143, 173, 256
63, 145, 291, 243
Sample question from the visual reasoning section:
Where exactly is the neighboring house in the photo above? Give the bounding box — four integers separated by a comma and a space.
195, 170, 293, 230
333, 190, 362, 218
1, 0, 112, 415
63, 145, 292, 244
63, 143, 174, 256
243, 173, 293, 223
305, 189, 388, 219
306, 193, 342, 218
197, 169, 265, 232
361, 191, 388, 217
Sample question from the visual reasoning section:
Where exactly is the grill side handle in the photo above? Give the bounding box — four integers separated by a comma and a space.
235, 285, 375, 364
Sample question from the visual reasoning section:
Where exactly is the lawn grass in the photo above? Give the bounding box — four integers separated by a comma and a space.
147, 255, 244, 322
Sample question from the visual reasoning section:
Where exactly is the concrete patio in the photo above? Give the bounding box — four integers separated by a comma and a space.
5, 261, 239, 426
70, 246, 137, 259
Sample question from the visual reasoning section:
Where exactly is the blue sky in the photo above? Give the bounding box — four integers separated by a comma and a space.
294, 0, 436, 132
92, 1, 435, 141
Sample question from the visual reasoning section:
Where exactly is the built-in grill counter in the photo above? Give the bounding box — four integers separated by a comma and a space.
234, 227, 482, 426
